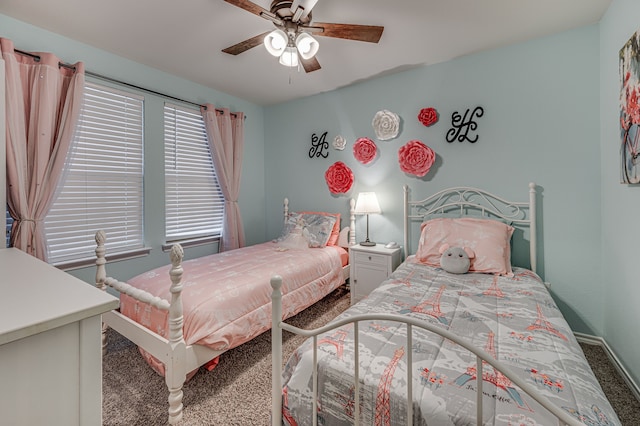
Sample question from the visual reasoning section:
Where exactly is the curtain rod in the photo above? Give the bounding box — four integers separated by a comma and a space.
13, 48, 241, 117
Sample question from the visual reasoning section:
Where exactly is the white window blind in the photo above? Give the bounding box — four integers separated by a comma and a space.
164, 103, 224, 241
45, 83, 144, 265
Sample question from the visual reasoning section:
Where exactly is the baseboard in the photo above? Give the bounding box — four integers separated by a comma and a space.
575, 332, 640, 402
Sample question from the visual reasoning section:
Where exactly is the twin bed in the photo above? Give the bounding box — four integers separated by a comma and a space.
96, 184, 621, 426
270, 184, 621, 426
95, 198, 355, 424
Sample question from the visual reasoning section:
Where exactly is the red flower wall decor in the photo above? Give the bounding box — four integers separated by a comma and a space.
398, 140, 436, 177
418, 107, 438, 127
353, 137, 377, 164
325, 161, 354, 194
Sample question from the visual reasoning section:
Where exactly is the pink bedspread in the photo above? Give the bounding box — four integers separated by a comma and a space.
120, 242, 346, 373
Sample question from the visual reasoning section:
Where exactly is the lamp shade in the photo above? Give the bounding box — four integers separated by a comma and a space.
354, 192, 381, 215
295, 33, 319, 60
279, 46, 299, 67
264, 29, 287, 57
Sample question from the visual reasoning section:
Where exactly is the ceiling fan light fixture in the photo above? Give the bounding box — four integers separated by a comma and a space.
295, 32, 319, 60
264, 29, 288, 57
279, 46, 299, 67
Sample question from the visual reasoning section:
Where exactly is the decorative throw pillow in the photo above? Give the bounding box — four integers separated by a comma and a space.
298, 211, 341, 246
278, 216, 311, 249
301, 213, 337, 248
275, 212, 337, 248
416, 217, 514, 275
275, 212, 303, 243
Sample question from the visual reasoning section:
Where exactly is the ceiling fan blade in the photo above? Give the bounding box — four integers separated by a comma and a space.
310, 22, 384, 43
300, 55, 321, 73
222, 31, 270, 55
223, 0, 280, 23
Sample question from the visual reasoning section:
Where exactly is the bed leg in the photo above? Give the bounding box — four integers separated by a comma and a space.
95, 230, 109, 355
271, 276, 283, 426
167, 386, 184, 425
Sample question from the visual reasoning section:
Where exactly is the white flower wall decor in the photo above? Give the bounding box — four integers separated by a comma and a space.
372, 109, 400, 140
333, 135, 346, 150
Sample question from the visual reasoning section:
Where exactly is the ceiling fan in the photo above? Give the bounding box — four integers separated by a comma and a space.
221, 0, 384, 72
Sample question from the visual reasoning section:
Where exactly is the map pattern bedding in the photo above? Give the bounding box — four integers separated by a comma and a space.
281, 258, 620, 425
121, 241, 346, 375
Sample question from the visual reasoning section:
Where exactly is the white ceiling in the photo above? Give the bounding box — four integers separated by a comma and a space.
0, 0, 611, 106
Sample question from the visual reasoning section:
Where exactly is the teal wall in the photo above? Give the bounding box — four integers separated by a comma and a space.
599, 0, 640, 387
0, 14, 267, 283
265, 25, 603, 338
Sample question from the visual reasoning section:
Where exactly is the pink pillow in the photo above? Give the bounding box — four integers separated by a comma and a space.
416, 217, 514, 275
298, 211, 341, 246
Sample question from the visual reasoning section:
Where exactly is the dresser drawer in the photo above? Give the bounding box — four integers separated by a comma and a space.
353, 251, 387, 267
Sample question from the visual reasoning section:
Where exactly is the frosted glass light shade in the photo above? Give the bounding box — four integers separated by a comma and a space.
295, 33, 319, 60
264, 29, 287, 57
354, 192, 381, 215
279, 46, 299, 67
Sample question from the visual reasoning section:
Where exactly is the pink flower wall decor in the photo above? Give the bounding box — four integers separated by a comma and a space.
325, 161, 354, 194
398, 140, 436, 177
353, 137, 377, 164
418, 107, 438, 127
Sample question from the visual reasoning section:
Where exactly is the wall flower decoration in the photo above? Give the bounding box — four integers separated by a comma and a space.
333, 135, 346, 150
418, 107, 438, 127
372, 109, 400, 140
325, 161, 354, 194
398, 140, 436, 177
353, 137, 377, 164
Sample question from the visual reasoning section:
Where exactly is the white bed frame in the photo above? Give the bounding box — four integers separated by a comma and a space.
95, 198, 355, 424
270, 183, 582, 426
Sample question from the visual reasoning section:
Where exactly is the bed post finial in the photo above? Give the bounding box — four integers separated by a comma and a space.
528, 182, 537, 274
284, 197, 289, 225
170, 244, 184, 267
94, 230, 108, 355
349, 198, 356, 246
271, 275, 283, 426
95, 230, 106, 291
403, 185, 409, 260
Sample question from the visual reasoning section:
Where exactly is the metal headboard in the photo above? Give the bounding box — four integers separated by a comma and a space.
403, 183, 537, 273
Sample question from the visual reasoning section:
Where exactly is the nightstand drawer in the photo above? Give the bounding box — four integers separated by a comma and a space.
353, 251, 387, 267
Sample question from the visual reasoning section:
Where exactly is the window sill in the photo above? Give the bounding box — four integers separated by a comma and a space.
54, 247, 152, 271
162, 236, 220, 252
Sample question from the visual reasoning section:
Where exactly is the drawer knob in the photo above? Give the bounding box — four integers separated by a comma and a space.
368, 256, 372, 260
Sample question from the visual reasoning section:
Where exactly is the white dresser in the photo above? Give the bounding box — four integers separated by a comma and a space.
0, 248, 119, 425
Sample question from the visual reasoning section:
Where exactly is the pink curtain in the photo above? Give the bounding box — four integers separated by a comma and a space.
1, 38, 85, 261
201, 105, 245, 251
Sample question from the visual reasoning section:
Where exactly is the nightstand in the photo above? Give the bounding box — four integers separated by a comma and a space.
349, 243, 402, 305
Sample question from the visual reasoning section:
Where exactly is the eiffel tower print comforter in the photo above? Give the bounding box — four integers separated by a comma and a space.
281, 258, 620, 426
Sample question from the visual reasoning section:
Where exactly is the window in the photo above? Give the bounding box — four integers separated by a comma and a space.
164, 104, 224, 242
44, 82, 144, 265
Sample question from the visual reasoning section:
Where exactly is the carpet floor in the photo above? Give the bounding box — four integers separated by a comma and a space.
103, 285, 639, 425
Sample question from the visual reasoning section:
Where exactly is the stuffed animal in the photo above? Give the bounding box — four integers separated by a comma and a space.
439, 243, 475, 274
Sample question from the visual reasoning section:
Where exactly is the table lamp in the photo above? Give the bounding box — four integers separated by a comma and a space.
354, 192, 381, 246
